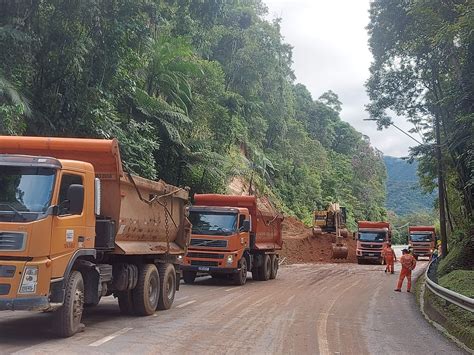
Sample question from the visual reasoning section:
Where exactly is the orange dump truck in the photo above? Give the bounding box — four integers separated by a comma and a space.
182, 194, 283, 285
356, 221, 392, 264
408, 226, 436, 260
0, 136, 190, 337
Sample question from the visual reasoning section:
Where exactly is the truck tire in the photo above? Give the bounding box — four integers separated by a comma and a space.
117, 290, 135, 315
233, 257, 247, 286
53, 271, 84, 338
157, 263, 176, 310
258, 255, 271, 281
357, 258, 363, 265
269, 255, 278, 279
183, 270, 196, 284
132, 264, 160, 316
251, 266, 260, 281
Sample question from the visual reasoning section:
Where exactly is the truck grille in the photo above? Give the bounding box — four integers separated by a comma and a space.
187, 252, 224, 259
0, 265, 16, 278
190, 239, 227, 248
0, 232, 26, 251
0, 284, 11, 295
191, 260, 219, 267
361, 244, 382, 249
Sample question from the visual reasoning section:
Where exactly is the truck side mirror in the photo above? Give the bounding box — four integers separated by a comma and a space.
242, 220, 251, 232
67, 184, 84, 215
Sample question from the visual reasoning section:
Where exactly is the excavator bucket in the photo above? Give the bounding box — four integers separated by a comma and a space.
331, 235, 348, 259
332, 244, 348, 259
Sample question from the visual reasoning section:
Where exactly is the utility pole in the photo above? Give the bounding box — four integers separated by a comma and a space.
434, 114, 448, 257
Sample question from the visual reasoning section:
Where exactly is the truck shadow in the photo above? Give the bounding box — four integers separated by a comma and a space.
0, 312, 56, 346
183, 274, 260, 286
0, 299, 127, 347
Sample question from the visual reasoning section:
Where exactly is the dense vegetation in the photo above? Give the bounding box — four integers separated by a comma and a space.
384, 156, 435, 215
367, 0, 473, 269
0, 1, 387, 224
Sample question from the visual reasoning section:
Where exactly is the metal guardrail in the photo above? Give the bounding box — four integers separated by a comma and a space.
425, 259, 474, 313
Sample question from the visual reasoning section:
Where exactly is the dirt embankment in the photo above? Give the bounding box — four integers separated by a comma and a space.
281, 216, 357, 264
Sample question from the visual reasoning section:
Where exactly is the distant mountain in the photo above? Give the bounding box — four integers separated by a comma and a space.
384, 156, 436, 215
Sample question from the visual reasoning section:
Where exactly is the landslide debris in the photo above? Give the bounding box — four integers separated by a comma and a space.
281, 216, 357, 264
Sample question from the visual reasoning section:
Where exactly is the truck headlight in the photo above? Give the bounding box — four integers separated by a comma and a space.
177, 255, 183, 261
19, 266, 38, 294
226, 255, 234, 265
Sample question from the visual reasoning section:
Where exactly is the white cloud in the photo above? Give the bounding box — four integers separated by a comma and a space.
264, 0, 417, 157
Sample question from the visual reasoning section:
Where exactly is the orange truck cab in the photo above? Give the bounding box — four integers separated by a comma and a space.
0, 136, 190, 337
356, 221, 392, 264
408, 226, 436, 260
182, 194, 283, 285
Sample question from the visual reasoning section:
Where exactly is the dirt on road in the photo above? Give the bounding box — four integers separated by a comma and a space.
281, 216, 357, 264
0, 262, 464, 355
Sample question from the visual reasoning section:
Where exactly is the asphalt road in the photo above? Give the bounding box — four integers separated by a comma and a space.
0, 260, 465, 354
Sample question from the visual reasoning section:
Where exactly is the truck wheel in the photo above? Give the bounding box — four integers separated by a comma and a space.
233, 258, 247, 286
251, 266, 261, 281
183, 270, 196, 284
117, 290, 135, 315
357, 258, 362, 265
53, 271, 84, 338
269, 255, 278, 279
258, 255, 271, 281
132, 264, 160, 316
157, 263, 176, 310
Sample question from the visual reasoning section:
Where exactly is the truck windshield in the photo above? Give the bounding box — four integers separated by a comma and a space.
359, 232, 386, 242
189, 211, 237, 236
0, 166, 56, 222
410, 233, 432, 242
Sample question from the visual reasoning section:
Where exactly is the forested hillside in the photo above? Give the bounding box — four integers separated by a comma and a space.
0, 0, 386, 225
384, 156, 435, 215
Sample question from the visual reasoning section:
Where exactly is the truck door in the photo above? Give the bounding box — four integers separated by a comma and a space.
50, 172, 88, 278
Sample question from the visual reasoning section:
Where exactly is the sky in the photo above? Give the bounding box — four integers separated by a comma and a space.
263, 0, 417, 157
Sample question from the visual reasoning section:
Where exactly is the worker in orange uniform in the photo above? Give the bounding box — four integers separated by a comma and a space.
382, 243, 396, 274
395, 249, 417, 292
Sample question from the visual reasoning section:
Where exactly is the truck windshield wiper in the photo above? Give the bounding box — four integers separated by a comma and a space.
0, 203, 27, 221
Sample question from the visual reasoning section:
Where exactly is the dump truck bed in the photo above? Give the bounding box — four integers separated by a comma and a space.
0, 136, 190, 255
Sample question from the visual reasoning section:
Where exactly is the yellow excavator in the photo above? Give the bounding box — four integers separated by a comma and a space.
312, 203, 349, 259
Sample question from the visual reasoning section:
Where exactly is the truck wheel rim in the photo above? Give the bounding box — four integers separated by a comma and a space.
166, 275, 174, 299
149, 277, 158, 305
241, 260, 247, 280
73, 288, 84, 322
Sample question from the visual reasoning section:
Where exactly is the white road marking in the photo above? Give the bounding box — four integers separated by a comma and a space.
317, 281, 359, 355
89, 327, 133, 347
176, 300, 196, 308
225, 287, 239, 292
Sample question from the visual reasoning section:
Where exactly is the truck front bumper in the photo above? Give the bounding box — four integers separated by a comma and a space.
0, 296, 50, 311
181, 265, 239, 274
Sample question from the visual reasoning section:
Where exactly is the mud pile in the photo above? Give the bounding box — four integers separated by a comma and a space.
280, 217, 357, 264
